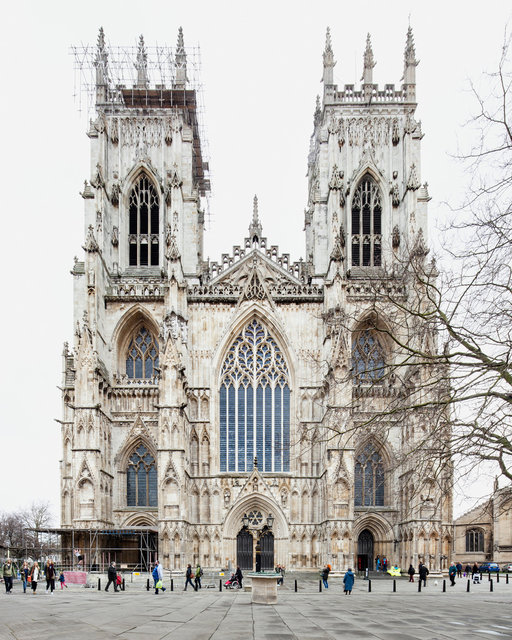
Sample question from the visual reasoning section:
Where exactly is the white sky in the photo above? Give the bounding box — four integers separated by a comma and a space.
0, 0, 510, 520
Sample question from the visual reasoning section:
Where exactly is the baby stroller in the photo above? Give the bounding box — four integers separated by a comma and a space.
224, 573, 241, 589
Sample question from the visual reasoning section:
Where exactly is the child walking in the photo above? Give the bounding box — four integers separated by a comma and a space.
59, 571, 68, 589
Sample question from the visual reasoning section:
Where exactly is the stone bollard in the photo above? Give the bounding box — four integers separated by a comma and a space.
442, 579, 446, 592
219, 579, 222, 592
467, 579, 470, 592
146, 579, 150, 591
294, 579, 297, 592
122, 578, 125, 591
171, 579, 173, 592
488, 571, 491, 581
418, 580, 421, 593
393, 579, 396, 593
490, 579, 494, 592
507, 573, 509, 585
497, 573, 500, 583
368, 579, 371, 593
98, 578, 101, 591
319, 579, 322, 592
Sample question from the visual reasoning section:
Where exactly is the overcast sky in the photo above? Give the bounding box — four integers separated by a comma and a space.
0, 0, 510, 521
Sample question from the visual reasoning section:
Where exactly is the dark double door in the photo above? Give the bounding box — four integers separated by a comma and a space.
357, 529, 374, 571
237, 529, 274, 571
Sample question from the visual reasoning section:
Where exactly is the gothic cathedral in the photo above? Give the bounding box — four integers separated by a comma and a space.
60, 28, 453, 572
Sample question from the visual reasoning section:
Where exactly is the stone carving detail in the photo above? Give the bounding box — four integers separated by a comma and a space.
162, 312, 187, 343
242, 270, 266, 301
328, 165, 345, 191
391, 181, 400, 206
407, 164, 420, 191
331, 234, 343, 261
83, 225, 99, 253
111, 226, 119, 247
109, 118, 119, 144
121, 118, 164, 147
169, 164, 183, 189
166, 234, 180, 261
80, 180, 94, 199
392, 225, 400, 248
340, 116, 389, 147
91, 163, 105, 189
392, 117, 400, 145
110, 182, 120, 206
164, 184, 172, 206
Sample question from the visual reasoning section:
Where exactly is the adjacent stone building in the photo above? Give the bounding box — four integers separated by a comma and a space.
60, 27, 453, 572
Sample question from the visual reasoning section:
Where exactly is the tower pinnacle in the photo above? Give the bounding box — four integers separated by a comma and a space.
249, 195, 262, 244
174, 27, 188, 89
322, 27, 336, 86
402, 26, 419, 101
94, 27, 109, 100
135, 35, 149, 87
361, 33, 376, 84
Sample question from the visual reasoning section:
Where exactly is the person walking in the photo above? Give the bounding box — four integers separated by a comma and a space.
3, 558, 16, 594
408, 564, 415, 583
45, 560, 56, 595
235, 566, 243, 588
105, 561, 119, 592
465, 563, 471, 577
153, 560, 166, 594
194, 564, 203, 590
419, 563, 429, 587
277, 564, 285, 586
343, 568, 355, 595
376, 556, 381, 572
184, 564, 197, 591
59, 571, 68, 590
456, 562, 463, 579
21, 561, 30, 593
30, 562, 40, 594
449, 562, 457, 587
321, 564, 330, 589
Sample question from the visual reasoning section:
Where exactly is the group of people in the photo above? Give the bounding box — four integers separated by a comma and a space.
320, 564, 355, 594
3, 558, 67, 595
407, 562, 430, 585
375, 555, 388, 572
183, 563, 204, 591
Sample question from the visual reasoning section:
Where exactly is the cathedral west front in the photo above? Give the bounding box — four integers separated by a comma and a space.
59, 27, 453, 573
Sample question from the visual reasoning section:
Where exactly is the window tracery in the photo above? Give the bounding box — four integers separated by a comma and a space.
351, 176, 382, 267
465, 528, 484, 553
219, 319, 290, 473
125, 327, 159, 379
354, 443, 384, 506
352, 329, 385, 384
126, 444, 157, 507
128, 174, 160, 266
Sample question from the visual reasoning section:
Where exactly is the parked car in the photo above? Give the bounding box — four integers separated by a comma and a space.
501, 564, 512, 572
478, 562, 500, 572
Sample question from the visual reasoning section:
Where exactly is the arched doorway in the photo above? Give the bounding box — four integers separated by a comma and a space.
357, 529, 374, 571
237, 528, 253, 570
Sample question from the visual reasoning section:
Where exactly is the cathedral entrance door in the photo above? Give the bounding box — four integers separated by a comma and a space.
357, 529, 374, 571
259, 530, 274, 570
237, 528, 253, 570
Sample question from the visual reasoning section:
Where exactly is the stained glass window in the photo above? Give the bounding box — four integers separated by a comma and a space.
128, 174, 160, 266
220, 319, 290, 472
354, 443, 384, 506
466, 529, 484, 553
127, 444, 157, 507
352, 330, 385, 384
351, 176, 382, 267
126, 327, 159, 379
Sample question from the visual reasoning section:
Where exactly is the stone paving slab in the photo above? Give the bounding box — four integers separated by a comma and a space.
1, 578, 512, 639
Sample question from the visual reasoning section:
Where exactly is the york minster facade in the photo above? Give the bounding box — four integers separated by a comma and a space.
60, 27, 453, 572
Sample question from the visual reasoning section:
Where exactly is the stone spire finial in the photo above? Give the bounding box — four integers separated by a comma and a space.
249, 195, 262, 243
135, 35, 149, 87
361, 33, 376, 84
314, 95, 322, 127
94, 27, 109, 98
402, 26, 419, 101
322, 27, 336, 86
174, 26, 188, 89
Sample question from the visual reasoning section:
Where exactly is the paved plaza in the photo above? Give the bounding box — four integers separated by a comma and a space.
2, 575, 512, 639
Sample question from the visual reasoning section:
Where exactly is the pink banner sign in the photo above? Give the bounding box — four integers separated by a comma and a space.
63, 571, 87, 584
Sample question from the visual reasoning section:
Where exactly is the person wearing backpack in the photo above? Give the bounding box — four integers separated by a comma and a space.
195, 564, 203, 590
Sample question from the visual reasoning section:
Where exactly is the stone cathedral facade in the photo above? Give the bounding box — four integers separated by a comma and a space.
60, 28, 453, 572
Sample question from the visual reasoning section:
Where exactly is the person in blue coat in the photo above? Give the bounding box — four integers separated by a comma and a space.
343, 568, 355, 595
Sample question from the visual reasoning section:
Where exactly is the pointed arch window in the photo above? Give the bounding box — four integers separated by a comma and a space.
126, 327, 159, 379
127, 444, 157, 507
354, 443, 384, 506
466, 528, 484, 553
351, 176, 382, 267
219, 319, 290, 473
352, 329, 385, 384
128, 174, 160, 266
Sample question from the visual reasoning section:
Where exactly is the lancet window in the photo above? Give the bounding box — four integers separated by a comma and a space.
126, 327, 159, 379
127, 444, 157, 507
351, 176, 382, 267
354, 443, 385, 506
466, 529, 484, 553
352, 329, 385, 384
128, 174, 160, 266
219, 319, 290, 473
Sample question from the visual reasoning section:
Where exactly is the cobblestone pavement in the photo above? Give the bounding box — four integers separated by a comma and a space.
2, 576, 512, 639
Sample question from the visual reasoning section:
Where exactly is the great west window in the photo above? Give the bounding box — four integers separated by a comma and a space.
219, 319, 290, 473
351, 176, 382, 267
128, 174, 160, 266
